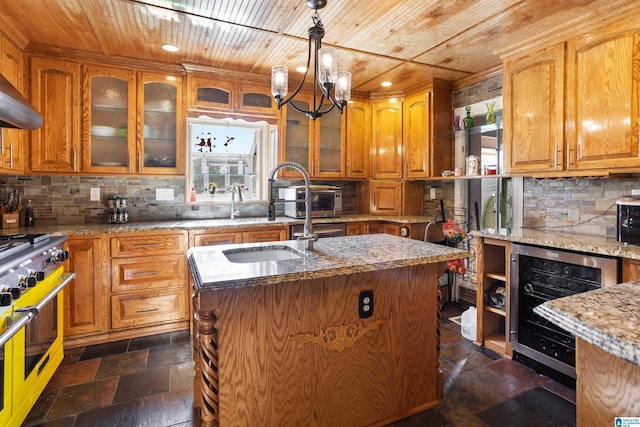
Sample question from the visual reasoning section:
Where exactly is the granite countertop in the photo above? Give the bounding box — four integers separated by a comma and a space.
6, 214, 435, 237
534, 282, 640, 367
473, 227, 640, 260
188, 234, 471, 292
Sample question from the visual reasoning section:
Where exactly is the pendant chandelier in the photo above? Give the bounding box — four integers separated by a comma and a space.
271, 0, 351, 120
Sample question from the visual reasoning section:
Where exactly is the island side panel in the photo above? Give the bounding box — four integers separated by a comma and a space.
576, 337, 640, 425
215, 280, 315, 426
312, 263, 442, 427
200, 262, 443, 426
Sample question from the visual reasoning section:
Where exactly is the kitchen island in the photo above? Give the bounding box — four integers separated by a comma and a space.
534, 283, 640, 425
187, 234, 470, 427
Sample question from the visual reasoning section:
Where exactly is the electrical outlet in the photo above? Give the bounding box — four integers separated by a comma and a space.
430, 188, 437, 200
632, 189, 640, 196
156, 188, 174, 201
358, 290, 373, 319
90, 188, 100, 202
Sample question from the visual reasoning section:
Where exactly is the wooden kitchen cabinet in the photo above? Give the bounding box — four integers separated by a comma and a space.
109, 231, 189, 331
621, 258, 640, 282
475, 237, 511, 357
137, 71, 185, 175
30, 56, 82, 173
404, 80, 453, 179
566, 15, 640, 171
358, 180, 423, 216
278, 94, 345, 179
345, 99, 370, 178
0, 35, 26, 173
371, 98, 403, 179
64, 235, 108, 339
190, 226, 287, 248
82, 64, 136, 174
187, 73, 277, 116
503, 44, 565, 173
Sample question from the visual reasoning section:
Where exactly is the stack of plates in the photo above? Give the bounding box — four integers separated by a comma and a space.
91, 126, 117, 137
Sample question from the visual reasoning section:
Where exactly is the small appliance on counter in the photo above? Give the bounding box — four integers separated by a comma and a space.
107, 195, 129, 224
616, 195, 640, 244
280, 185, 342, 218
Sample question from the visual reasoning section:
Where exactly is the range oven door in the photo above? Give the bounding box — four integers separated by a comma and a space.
0, 312, 29, 427
11, 268, 75, 424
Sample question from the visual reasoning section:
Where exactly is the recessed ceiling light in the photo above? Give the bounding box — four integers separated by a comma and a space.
166, 76, 177, 81
295, 66, 307, 73
381, 81, 393, 87
162, 44, 180, 52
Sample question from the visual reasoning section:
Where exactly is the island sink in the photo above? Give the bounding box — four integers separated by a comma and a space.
222, 245, 306, 263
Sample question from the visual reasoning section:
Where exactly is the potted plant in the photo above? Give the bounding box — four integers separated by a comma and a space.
208, 182, 217, 194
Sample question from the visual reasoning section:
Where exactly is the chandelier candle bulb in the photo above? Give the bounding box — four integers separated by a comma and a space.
318, 48, 337, 84
271, 65, 288, 98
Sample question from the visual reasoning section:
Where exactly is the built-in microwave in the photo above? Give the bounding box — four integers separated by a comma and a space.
617, 196, 640, 244
280, 185, 342, 218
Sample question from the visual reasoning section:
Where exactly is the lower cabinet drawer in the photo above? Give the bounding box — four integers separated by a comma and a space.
111, 288, 188, 329
111, 255, 186, 292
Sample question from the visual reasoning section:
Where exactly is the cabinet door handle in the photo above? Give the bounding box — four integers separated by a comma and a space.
138, 153, 141, 172
8, 143, 12, 169
128, 152, 132, 173
0, 131, 4, 155
134, 271, 160, 276
136, 307, 160, 313
73, 149, 77, 172
134, 243, 162, 248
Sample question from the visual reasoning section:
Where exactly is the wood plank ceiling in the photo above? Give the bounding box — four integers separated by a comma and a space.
0, 0, 638, 94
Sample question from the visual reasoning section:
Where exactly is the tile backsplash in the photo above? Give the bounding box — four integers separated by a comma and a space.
0, 175, 358, 226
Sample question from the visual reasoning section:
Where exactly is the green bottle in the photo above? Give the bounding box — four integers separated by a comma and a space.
463, 106, 474, 128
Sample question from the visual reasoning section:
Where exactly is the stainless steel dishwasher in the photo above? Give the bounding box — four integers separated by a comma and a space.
290, 223, 346, 238
509, 244, 619, 382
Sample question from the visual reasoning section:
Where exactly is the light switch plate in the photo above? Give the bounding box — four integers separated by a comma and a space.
90, 188, 100, 202
156, 188, 174, 201
632, 189, 640, 196
430, 188, 437, 200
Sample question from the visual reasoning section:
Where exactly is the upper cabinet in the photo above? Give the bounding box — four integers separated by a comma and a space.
31, 56, 82, 173
0, 35, 26, 173
82, 65, 136, 174
187, 73, 277, 117
404, 80, 453, 179
503, 44, 565, 173
138, 72, 185, 175
566, 16, 640, 171
31, 56, 185, 176
345, 99, 370, 179
503, 13, 640, 175
371, 80, 452, 180
278, 94, 345, 179
371, 98, 403, 179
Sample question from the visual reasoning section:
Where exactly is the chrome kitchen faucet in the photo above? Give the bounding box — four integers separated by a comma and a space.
267, 161, 317, 250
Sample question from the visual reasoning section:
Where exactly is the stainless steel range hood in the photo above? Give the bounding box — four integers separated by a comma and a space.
0, 74, 42, 130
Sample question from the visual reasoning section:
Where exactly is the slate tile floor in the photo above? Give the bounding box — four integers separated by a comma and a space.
24, 306, 576, 426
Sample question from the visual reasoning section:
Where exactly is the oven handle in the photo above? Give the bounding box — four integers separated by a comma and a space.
0, 313, 30, 347
34, 272, 76, 312
15, 272, 77, 320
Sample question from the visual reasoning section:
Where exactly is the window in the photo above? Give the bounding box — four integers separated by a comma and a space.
187, 117, 276, 204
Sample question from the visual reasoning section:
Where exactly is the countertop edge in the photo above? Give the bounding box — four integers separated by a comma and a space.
534, 287, 640, 367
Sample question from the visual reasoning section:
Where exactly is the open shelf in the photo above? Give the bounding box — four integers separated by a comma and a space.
485, 306, 506, 316
484, 333, 507, 354
485, 272, 506, 281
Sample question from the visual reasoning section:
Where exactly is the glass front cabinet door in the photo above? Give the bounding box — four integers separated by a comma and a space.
83, 66, 136, 174
278, 95, 344, 179
138, 72, 184, 175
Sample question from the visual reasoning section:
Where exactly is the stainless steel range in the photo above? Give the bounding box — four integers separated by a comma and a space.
0, 233, 75, 427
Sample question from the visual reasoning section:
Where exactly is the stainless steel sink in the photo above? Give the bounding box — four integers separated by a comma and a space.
222, 245, 306, 263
